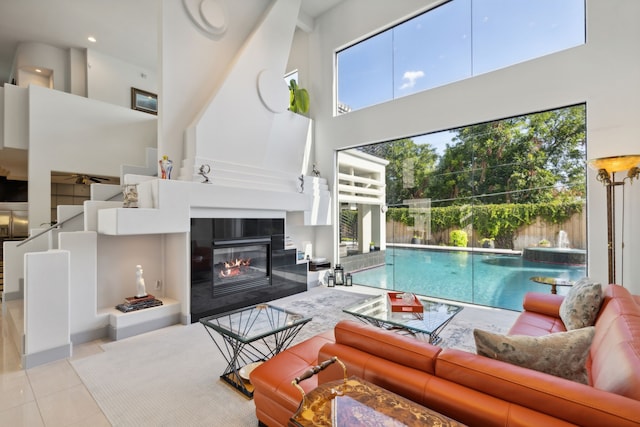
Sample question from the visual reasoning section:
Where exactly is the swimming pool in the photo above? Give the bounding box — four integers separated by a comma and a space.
351, 247, 586, 311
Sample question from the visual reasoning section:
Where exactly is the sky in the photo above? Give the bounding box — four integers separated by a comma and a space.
337, 0, 585, 114
413, 130, 458, 157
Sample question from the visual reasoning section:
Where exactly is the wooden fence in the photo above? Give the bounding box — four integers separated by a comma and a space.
386, 210, 586, 251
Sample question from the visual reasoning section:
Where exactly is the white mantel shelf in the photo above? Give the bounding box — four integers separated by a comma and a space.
96, 173, 330, 235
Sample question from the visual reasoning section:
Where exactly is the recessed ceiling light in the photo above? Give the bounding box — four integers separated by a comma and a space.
35, 68, 42, 73
88, 36, 97, 43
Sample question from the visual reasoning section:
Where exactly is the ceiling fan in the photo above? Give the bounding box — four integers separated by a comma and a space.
67, 174, 110, 185
51, 171, 117, 185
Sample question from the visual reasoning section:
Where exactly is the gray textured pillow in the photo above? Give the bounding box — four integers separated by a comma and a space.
559, 277, 603, 330
474, 327, 595, 384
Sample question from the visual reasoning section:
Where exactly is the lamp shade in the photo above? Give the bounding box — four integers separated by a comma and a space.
588, 155, 640, 173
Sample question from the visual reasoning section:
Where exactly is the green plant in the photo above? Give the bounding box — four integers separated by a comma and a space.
539, 239, 551, 247
288, 79, 309, 114
450, 230, 468, 247
386, 200, 583, 250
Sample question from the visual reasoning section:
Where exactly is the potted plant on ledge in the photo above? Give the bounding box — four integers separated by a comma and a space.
288, 79, 309, 115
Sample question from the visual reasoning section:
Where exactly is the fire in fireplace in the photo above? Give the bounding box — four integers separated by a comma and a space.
218, 258, 251, 278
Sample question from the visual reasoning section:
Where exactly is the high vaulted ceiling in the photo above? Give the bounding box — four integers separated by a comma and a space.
0, 0, 344, 85
0, 0, 344, 181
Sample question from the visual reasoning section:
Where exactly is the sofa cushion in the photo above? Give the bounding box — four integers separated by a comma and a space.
589, 285, 640, 400
437, 348, 640, 427
474, 327, 595, 384
559, 277, 603, 330
333, 320, 441, 375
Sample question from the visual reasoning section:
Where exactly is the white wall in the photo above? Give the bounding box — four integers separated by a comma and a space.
87, 50, 157, 108
69, 48, 87, 97
58, 231, 109, 337
27, 85, 157, 228
14, 42, 68, 92
303, 0, 640, 293
12, 42, 158, 110
3, 85, 28, 150
159, 0, 271, 170
24, 250, 71, 365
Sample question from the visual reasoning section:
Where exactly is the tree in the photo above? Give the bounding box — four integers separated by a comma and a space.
359, 138, 438, 206
427, 105, 585, 206
356, 105, 585, 209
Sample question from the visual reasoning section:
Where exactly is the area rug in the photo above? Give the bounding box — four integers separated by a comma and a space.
70, 287, 519, 426
70, 287, 369, 427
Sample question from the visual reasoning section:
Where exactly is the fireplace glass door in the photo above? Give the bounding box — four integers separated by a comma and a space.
212, 238, 270, 297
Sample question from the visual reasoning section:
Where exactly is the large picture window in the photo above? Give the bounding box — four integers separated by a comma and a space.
337, 0, 585, 114
339, 105, 587, 311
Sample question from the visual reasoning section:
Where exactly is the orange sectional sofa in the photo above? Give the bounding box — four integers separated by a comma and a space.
250, 284, 640, 426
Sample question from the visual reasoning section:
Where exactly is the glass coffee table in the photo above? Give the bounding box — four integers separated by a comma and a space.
343, 294, 462, 344
200, 304, 311, 398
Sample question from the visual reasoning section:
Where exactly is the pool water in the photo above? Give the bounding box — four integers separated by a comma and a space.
351, 248, 586, 311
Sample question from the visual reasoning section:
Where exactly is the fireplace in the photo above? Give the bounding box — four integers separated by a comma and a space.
212, 238, 271, 296
190, 218, 306, 322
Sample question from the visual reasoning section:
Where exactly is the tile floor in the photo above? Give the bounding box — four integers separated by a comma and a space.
0, 311, 111, 427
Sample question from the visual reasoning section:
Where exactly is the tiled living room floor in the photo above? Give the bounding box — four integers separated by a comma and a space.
0, 285, 518, 426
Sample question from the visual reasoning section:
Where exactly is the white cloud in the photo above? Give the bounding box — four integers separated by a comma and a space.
399, 70, 425, 90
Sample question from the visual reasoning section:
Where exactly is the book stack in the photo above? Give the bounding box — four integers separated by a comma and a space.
115, 294, 163, 313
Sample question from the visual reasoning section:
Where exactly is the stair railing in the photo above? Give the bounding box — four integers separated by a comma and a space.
17, 189, 122, 247
17, 211, 83, 247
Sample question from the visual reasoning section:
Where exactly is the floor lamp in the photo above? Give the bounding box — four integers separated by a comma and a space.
588, 155, 640, 284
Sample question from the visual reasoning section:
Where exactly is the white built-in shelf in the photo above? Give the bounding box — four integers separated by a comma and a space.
97, 207, 189, 235
99, 297, 181, 340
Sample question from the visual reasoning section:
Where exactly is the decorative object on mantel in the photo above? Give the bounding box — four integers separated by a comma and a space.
312, 164, 320, 177
159, 155, 173, 179
122, 184, 138, 208
182, 0, 228, 39
298, 174, 304, 193
588, 154, 640, 284
198, 164, 211, 183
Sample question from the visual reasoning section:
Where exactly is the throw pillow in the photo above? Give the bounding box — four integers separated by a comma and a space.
474, 327, 595, 384
559, 277, 603, 330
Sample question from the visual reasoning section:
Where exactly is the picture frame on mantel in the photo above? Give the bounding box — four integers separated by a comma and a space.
131, 87, 158, 115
